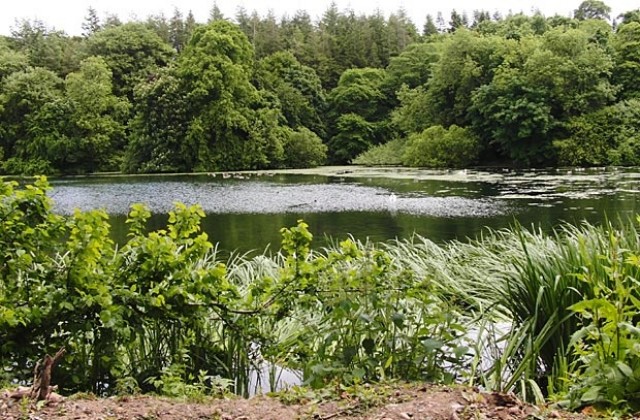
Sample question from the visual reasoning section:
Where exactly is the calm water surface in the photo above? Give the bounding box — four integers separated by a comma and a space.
48, 166, 640, 253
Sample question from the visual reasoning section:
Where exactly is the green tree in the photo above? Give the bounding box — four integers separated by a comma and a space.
555, 99, 640, 165
387, 9, 419, 56
449, 10, 468, 32
256, 51, 327, 137
424, 30, 509, 128
327, 68, 394, 162
125, 68, 191, 173
253, 11, 284, 58
0, 67, 63, 170
384, 42, 441, 92
470, 29, 615, 164
177, 20, 283, 170
617, 9, 640, 25
282, 127, 327, 168
612, 22, 640, 99
0, 39, 28, 80
82, 7, 102, 37
168, 8, 196, 52
11, 19, 81, 76
423, 14, 438, 36
55, 57, 129, 172
574, 0, 612, 21
84, 22, 175, 100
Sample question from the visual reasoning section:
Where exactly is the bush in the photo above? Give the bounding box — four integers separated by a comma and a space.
283, 127, 327, 168
554, 99, 640, 166
608, 134, 640, 166
402, 125, 480, 168
1, 157, 54, 175
353, 138, 406, 166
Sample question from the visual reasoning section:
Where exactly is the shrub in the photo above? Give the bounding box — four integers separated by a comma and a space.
554, 99, 640, 166
282, 127, 327, 168
353, 138, 406, 166
1, 157, 55, 175
402, 125, 480, 168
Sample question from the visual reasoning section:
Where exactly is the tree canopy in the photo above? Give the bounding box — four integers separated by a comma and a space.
0, 1, 638, 174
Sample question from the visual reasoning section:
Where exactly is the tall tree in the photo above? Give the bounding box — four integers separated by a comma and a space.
256, 51, 327, 137
51, 57, 129, 172
82, 7, 102, 37
176, 20, 285, 170
125, 68, 192, 172
11, 19, 81, 76
209, 2, 225, 22
327, 68, 393, 162
449, 10, 467, 32
574, 0, 612, 21
423, 14, 438, 37
0, 67, 64, 164
612, 22, 640, 99
0, 39, 28, 80
84, 22, 174, 100
470, 28, 615, 164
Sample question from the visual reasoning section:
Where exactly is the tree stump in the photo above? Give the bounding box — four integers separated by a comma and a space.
28, 347, 66, 402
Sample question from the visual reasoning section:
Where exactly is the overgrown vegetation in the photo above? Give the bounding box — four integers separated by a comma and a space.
2, 178, 640, 415
1, 2, 640, 173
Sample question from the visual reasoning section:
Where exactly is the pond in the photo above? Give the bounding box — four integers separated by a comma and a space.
48, 166, 640, 253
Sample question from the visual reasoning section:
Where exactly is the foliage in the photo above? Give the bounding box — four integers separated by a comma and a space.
84, 22, 175, 100
0, 178, 468, 396
612, 22, 640, 100
422, 30, 509, 129
0, 39, 28, 80
265, 222, 470, 387
470, 28, 615, 165
177, 20, 284, 171
554, 99, 640, 166
384, 42, 441, 92
353, 138, 406, 166
255, 51, 327, 138
561, 230, 640, 412
326, 68, 396, 163
0, 57, 128, 174
54, 57, 129, 172
282, 128, 327, 168
0, 67, 64, 172
10, 19, 82, 77
1, 4, 640, 171
402, 125, 480, 168
124, 67, 191, 173
574, 1, 612, 21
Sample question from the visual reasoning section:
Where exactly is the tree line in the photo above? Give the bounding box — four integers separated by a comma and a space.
0, 0, 639, 174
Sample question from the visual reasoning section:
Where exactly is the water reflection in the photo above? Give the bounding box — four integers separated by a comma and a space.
49, 167, 640, 253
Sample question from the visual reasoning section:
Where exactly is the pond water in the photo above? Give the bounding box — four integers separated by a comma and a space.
48, 166, 640, 253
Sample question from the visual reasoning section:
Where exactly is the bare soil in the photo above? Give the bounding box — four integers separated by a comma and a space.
1, 384, 592, 419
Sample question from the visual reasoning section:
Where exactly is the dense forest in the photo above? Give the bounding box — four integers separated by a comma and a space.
0, 0, 639, 174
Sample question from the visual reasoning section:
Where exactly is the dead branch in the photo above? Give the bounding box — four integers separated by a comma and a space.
29, 347, 66, 402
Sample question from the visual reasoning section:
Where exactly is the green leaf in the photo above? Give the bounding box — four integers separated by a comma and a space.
581, 386, 603, 403
422, 338, 444, 352
616, 361, 634, 378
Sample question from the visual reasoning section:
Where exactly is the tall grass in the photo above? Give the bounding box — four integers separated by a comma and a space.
384, 219, 640, 402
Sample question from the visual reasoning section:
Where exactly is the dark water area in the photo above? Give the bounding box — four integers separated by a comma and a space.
47, 167, 640, 253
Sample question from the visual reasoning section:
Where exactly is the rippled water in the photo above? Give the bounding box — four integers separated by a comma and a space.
48, 166, 640, 252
